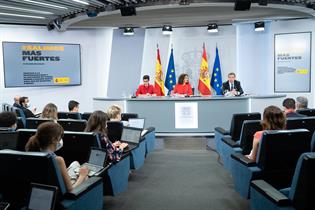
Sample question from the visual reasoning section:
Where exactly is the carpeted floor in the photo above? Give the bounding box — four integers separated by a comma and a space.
103, 141, 250, 210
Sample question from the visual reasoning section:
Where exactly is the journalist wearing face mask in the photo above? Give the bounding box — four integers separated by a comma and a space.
25, 122, 89, 191
19, 96, 37, 118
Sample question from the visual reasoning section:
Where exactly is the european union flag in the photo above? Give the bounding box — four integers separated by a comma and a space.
165, 49, 176, 95
210, 47, 223, 95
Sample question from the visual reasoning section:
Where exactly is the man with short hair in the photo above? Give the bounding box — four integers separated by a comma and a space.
136, 75, 156, 97
283, 98, 306, 118
13, 95, 21, 108
0, 111, 17, 129
68, 100, 80, 112
221, 72, 244, 96
19, 96, 36, 118
296, 96, 308, 110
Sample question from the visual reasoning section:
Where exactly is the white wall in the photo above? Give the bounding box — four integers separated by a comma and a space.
140, 26, 236, 91
237, 19, 315, 107
236, 22, 273, 95
0, 25, 113, 112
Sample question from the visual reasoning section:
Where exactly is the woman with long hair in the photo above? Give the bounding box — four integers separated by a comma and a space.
84, 110, 128, 162
246, 105, 286, 161
25, 122, 89, 191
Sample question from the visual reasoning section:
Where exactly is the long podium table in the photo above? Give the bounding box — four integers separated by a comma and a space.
93, 95, 286, 134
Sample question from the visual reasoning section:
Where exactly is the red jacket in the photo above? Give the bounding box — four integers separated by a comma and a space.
136, 84, 155, 96
173, 83, 193, 96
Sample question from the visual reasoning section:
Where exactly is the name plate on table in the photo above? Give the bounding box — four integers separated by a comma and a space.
175, 102, 198, 129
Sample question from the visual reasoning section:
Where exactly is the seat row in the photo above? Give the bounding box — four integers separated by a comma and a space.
213, 113, 315, 210
0, 127, 156, 210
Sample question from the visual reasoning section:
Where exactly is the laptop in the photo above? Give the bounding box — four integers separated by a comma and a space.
74, 147, 107, 177
27, 183, 58, 210
121, 127, 143, 152
128, 118, 145, 129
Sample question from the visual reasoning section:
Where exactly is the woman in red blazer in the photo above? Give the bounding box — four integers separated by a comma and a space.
172, 73, 193, 97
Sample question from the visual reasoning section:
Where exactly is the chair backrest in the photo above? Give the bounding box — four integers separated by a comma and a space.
55, 131, 101, 166
296, 109, 315, 117
57, 112, 81, 120
257, 129, 311, 189
82, 112, 92, 121
17, 117, 25, 129
26, 118, 53, 129
239, 120, 262, 155
107, 121, 123, 142
289, 152, 315, 210
0, 131, 18, 150
121, 113, 138, 121
286, 117, 315, 134
229, 112, 261, 140
2, 103, 11, 112
0, 150, 66, 210
57, 119, 87, 132
13, 107, 26, 125
16, 129, 37, 151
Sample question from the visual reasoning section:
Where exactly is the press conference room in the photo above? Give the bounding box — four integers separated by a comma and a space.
0, 0, 315, 210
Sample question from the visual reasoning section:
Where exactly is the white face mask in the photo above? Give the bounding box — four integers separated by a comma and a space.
56, 139, 63, 151
26, 102, 30, 108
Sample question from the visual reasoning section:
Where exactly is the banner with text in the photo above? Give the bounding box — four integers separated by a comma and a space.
3, 42, 81, 87
274, 32, 311, 92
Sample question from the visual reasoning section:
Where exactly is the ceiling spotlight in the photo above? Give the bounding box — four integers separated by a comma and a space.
87, 9, 99, 17
123, 27, 134, 36
254, 22, 265, 32
207, 24, 218, 33
162, 25, 172, 35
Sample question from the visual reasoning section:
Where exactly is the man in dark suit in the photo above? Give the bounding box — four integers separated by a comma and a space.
221, 72, 244, 96
19, 96, 36, 118
283, 98, 306, 118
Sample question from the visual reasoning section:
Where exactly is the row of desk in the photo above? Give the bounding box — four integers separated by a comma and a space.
93, 95, 286, 134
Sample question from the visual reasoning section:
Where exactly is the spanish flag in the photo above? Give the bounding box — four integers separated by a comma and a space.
198, 43, 211, 96
154, 46, 165, 96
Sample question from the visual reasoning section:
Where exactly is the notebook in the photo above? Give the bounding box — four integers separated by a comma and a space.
121, 127, 142, 152
74, 147, 107, 177
27, 183, 58, 210
128, 118, 145, 129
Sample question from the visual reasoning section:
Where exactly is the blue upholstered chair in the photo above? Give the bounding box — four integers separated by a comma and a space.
57, 119, 87, 132
296, 108, 315, 117
121, 113, 138, 121
214, 112, 261, 156
104, 154, 131, 196
57, 112, 82, 120
250, 152, 315, 210
230, 129, 312, 198
17, 129, 101, 166
26, 118, 53, 129
221, 120, 262, 171
81, 112, 92, 121
286, 117, 315, 134
0, 149, 103, 210
130, 139, 146, 170
107, 121, 123, 142
13, 107, 26, 127
17, 117, 25, 129
143, 127, 156, 156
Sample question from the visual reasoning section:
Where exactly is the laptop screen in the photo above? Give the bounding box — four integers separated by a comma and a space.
128, 118, 145, 129
121, 127, 142, 144
28, 184, 57, 210
88, 148, 106, 166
